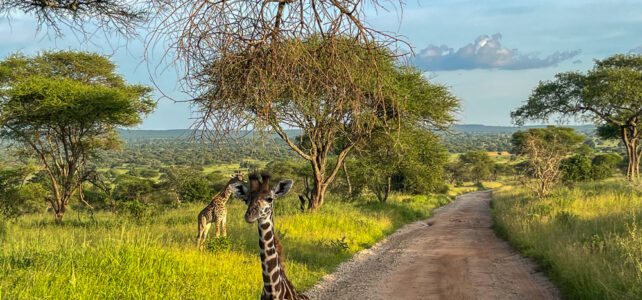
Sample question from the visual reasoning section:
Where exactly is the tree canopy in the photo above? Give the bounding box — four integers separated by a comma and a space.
512, 126, 584, 198
0, 50, 155, 222
512, 54, 642, 179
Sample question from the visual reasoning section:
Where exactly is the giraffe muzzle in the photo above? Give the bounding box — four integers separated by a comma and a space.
245, 208, 259, 223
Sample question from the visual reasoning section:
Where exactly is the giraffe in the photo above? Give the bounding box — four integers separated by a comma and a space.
196, 172, 245, 248
230, 173, 308, 300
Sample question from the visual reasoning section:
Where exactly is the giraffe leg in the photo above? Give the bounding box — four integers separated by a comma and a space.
202, 223, 212, 246
215, 219, 221, 238
221, 212, 227, 237
197, 217, 205, 248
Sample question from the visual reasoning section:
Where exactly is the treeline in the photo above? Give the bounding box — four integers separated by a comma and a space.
93, 138, 297, 169
441, 131, 626, 154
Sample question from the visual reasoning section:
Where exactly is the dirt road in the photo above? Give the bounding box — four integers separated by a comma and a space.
305, 190, 561, 300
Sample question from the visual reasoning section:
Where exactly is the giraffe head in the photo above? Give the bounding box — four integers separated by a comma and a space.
231, 172, 293, 223
227, 172, 246, 185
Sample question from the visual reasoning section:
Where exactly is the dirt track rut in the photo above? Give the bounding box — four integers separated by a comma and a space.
305, 190, 561, 300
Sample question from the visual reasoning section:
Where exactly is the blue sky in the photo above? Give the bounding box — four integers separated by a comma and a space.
1, 0, 641, 129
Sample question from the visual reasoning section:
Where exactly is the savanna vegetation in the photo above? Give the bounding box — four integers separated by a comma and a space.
1, 0, 641, 298
492, 180, 642, 299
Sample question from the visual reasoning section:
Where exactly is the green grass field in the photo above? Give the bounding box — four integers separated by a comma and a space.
492, 179, 642, 299
0, 193, 452, 299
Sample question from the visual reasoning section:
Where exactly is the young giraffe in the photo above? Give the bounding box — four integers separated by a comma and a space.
231, 173, 308, 300
196, 172, 245, 248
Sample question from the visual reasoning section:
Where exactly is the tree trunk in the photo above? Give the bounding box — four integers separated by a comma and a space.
621, 126, 640, 181
54, 203, 66, 223
624, 140, 640, 180
309, 176, 325, 211
308, 157, 326, 212
343, 161, 352, 195
384, 176, 391, 202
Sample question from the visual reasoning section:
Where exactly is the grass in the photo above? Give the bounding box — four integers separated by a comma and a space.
0, 192, 451, 299
492, 179, 642, 300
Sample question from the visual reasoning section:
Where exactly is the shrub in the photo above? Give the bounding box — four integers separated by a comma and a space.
116, 200, 158, 224
178, 178, 212, 203
206, 236, 231, 253
591, 153, 623, 180
561, 155, 593, 182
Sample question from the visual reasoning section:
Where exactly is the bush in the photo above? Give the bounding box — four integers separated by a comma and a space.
179, 177, 212, 203
591, 153, 623, 180
116, 200, 158, 224
205, 236, 231, 253
561, 155, 593, 182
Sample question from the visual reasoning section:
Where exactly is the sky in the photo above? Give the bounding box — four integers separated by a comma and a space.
1, 0, 641, 129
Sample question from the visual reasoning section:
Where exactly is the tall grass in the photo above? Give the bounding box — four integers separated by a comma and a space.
0, 193, 451, 299
492, 179, 642, 300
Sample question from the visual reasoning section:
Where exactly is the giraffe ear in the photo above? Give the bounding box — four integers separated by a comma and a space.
272, 179, 293, 198
230, 182, 249, 203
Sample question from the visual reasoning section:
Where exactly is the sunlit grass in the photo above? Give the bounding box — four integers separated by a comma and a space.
0, 193, 450, 299
492, 179, 642, 299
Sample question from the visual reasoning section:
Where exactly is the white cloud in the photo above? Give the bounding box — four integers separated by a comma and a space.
413, 33, 581, 71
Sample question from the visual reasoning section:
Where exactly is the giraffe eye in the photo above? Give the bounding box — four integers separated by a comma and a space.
266, 197, 274, 203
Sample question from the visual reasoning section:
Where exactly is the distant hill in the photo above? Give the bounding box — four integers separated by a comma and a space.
451, 124, 596, 135
116, 125, 596, 140
116, 129, 302, 140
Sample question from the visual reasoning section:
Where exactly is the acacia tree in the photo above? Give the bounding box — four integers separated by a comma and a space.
149, 1, 406, 211
458, 150, 494, 184
512, 127, 584, 198
0, 51, 155, 223
512, 54, 642, 180
354, 68, 459, 201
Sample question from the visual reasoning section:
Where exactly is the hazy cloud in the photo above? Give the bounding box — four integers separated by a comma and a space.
630, 45, 642, 54
572, 59, 582, 64
413, 33, 581, 71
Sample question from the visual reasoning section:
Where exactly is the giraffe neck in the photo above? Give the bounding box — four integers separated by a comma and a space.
258, 214, 283, 298
210, 182, 233, 205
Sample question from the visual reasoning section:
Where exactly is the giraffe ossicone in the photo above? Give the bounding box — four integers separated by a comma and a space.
231, 172, 308, 300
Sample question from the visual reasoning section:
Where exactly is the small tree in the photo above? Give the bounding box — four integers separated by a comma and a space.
512, 127, 584, 198
0, 51, 155, 223
512, 54, 642, 180
113, 175, 154, 202
458, 150, 494, 184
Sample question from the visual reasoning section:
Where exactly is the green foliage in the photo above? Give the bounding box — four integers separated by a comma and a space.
561, 155, 593, 182
0, 50, 156, 222
0, 166, 46, 218
206, 236, 232, 253
561, 153, 624, 182
592, 153, 623, 180
115, 200, 158, 224
512, 126, 585, 198
178, 177, 212, 203
458, 150, 494, 183
492, 180, 642, 299
350, 68, 457, 201
512, 126, 585, 155
113, 175, 154, 202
